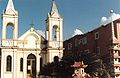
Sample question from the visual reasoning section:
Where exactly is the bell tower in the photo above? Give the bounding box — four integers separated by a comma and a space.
45, 0, 63, 63
1, 0, 18, 78
2, 0, 18, 42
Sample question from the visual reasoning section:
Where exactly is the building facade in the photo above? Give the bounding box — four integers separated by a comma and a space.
64, 17, 120, 78
0, 0, 63, 78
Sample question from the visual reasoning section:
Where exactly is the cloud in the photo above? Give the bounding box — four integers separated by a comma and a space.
101, 13, 120, 25
72, 29, 83, 37
36, 30, 45, 38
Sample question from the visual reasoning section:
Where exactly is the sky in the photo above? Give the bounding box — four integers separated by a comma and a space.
0, 0, 120, 40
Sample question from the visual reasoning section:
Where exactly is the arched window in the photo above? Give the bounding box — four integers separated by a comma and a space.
52, 25, 58, 41
6, 55, 12, 71
20, 58, 23, 72
6, 23, 14, 39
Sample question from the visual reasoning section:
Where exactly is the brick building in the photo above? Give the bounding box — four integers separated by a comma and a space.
64, 16, 120, 78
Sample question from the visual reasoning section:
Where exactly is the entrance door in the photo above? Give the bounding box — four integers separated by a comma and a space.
27, 54, 36, 78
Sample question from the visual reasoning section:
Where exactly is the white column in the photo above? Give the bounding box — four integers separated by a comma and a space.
36, 52, 40, 78
45, 31, 48, 40
2, 22, 6, 39
14, 18, 18, 39
1, 50, 5, 78
23, 52, 27, 78
60, 19, 63, 41
16, 52, 20, 78
13, 50, 17, 78
49, 21, 52, 41
110, 10, 116, 40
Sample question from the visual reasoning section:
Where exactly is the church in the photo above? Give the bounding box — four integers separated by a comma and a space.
0, 0, 63, 78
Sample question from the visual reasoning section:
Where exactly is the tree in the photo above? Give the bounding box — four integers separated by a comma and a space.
40, 52, 111, 78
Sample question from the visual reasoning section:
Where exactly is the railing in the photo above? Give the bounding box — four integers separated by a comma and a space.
1, 39, 41, 48
1, 39, 18, 46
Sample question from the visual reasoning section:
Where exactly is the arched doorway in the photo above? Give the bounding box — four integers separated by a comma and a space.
27, 54, 36, 78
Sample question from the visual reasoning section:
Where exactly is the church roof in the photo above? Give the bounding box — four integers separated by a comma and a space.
50, 0, 58, 15
47, 0, 62, 18
6, 0, 15, 11
4, 0, 18, 14
18, 27, 45, 40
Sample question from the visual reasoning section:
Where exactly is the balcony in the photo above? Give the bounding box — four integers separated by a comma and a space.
1, 39, 18, 46
113, 53, 120, 58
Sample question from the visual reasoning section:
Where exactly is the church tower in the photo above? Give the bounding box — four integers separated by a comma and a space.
45, 0, 63, 63
2, 0, 18, 41
1, 0, 18, 78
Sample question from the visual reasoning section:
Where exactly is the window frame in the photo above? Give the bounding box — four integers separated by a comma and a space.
95, 32, 99, 40
68, 43, 72, 50
20, 58, 23, 72
6, 55, 12, 72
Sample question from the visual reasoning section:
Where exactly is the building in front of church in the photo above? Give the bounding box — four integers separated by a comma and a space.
0, 0, 63, 78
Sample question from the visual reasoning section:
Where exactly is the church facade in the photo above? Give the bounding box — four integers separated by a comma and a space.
0, 0, 63, 78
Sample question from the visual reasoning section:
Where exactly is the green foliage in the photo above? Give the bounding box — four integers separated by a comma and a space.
40, 52, 111, 78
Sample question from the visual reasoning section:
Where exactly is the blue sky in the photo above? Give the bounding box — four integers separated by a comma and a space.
0, 0, 120, 40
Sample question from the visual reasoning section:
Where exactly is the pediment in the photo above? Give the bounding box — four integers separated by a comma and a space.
18, 28, 45, 41
5, 8, 17, 15
50, 12, 61, 18
18, 28, 46, 48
